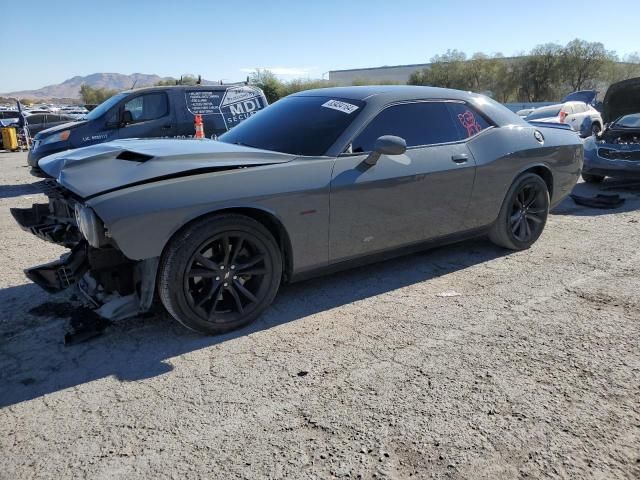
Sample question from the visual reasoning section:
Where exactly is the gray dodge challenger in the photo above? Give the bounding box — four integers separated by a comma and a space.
12, 86, 583, 334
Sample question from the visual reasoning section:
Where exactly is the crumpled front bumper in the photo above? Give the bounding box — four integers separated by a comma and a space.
13, 180, 160, 323
25, 242, 89, 293
11, 204, 82, 247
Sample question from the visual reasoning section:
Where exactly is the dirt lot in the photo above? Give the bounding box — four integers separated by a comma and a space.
0, 151, 638, 479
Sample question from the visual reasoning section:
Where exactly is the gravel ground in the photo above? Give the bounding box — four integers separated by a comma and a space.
0, 151, 638, 479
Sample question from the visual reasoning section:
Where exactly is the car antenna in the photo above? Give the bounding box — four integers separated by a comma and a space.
197, 75, 202, 85
131, 79, 138, 89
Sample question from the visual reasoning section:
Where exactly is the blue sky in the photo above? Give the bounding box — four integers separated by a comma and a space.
2, 0, 639, 92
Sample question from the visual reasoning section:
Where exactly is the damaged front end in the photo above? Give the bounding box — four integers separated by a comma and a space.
12, 179, 159, 321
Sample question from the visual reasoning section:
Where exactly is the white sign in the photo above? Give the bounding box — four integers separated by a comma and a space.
321, 99, 359, 114
220, 86, 262, 107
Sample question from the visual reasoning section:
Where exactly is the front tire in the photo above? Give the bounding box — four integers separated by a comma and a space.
581, 173, 605, 184
489, 173, 549, 250
158, 214, 282, 335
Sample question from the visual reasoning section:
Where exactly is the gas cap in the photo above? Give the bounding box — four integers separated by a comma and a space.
534, 130, 545, 144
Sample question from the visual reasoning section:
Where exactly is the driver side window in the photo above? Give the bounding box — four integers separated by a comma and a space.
351, 102, 460, 153
123, 93, 168, 123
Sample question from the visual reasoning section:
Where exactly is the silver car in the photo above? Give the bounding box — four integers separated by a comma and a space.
525, 101, 603, 137
12, 86, 583, 335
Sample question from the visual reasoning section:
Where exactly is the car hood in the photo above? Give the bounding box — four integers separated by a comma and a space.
34, 120, 85, 138
603, 77, 640, 124
40, 138, 297, 199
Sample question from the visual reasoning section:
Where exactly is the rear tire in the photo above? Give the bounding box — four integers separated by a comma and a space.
158, 214, 282, 335
489, 173, 549, 250
581, 173, 605, 184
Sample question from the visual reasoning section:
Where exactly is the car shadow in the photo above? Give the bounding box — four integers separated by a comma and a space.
0, 238, 507, 408
551, 178, 640, 217
0, 183, 43, 199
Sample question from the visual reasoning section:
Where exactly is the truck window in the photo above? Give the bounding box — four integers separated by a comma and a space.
124, 93, 168, 122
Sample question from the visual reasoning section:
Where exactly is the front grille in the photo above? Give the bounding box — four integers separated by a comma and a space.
598, 148, 640, 161
33, 179, 77, 200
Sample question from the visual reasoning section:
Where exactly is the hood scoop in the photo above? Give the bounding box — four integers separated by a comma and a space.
116, 151, 154, 162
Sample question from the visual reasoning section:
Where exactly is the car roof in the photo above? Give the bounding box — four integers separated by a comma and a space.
119, 84, 251, 95
293, 85, 527, 140
290, 85, 482, 103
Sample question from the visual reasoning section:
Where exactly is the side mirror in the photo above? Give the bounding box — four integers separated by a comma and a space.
120, 110, 133, 127
363, 135, 407, 166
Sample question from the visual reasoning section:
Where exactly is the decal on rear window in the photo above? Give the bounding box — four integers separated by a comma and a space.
321, 99, 360, 114
457, 109, 483, 137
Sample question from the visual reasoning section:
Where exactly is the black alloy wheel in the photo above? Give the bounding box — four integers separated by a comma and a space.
509, 183, 547, 243
489, 173, 549, 250
158, 214, 282, 334
184, 233, 269, 322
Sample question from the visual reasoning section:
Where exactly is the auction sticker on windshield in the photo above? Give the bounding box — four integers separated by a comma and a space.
322, 99, 360, 114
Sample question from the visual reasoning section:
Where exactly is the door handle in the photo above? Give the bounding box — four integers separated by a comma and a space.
451, 154, 469, 164
162, 124, 172, 129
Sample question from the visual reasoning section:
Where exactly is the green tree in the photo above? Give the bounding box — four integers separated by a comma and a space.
350, 78, 401, 86
408, 50, 472, 90
280, 78, 336, 97
516, 43, 563, 101
154, 74, 200, 86
79, 84, 119, 104
606, 53, 640, 82
249, 69, 283, 103
561, 39, 616, 91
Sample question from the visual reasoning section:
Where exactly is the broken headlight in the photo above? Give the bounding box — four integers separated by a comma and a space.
74, 204, 107, 248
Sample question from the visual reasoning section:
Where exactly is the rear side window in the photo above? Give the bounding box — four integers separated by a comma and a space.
351, 102, 461, 152
447, 103, 492, 139
124, 92, 168, 122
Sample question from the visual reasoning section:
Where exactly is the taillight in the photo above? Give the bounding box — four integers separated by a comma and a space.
559, 111, 568, 123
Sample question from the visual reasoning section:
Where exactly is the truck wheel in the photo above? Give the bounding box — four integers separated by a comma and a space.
489, 173, 549, 250
582, 173, 605, 184
158, 214, 282, 335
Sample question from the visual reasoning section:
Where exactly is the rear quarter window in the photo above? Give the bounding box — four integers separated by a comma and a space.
447, 103, 492, 139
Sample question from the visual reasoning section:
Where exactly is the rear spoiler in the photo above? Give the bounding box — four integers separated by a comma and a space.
527, 121, 576, 132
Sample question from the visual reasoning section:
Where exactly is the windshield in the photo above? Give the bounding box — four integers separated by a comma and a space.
525, 107, 561, 121
83, 92, 127, 121
219, 95, 365, 156
613, 113, 640, 128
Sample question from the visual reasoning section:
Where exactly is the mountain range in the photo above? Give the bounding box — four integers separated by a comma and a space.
2, 73, 176, 100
